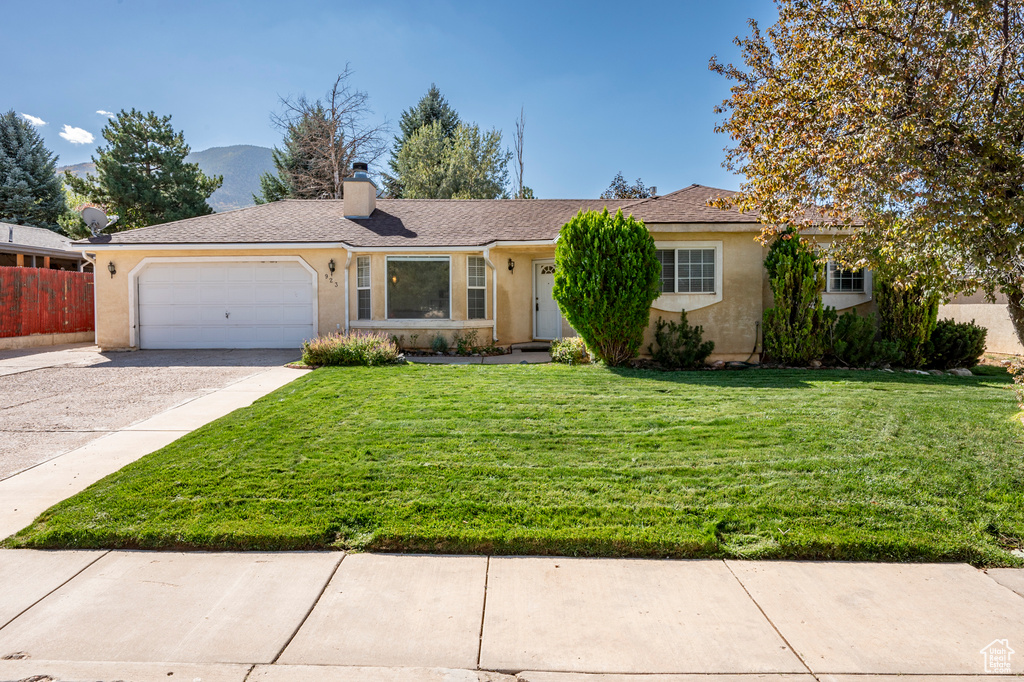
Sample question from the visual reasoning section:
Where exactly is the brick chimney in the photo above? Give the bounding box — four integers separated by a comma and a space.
343, 162, 377, 219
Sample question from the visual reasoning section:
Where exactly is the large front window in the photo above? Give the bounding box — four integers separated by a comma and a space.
656, 248, 716, 294
387, 256, 450, 319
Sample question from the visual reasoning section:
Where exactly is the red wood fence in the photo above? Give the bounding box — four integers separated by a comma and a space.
0, 267, 94, 338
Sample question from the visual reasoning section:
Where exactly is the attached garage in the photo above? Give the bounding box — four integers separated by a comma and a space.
135, 259, 317, 349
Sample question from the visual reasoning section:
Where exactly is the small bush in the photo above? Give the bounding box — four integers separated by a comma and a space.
550, 337, 590, 365
831, 309, 877, 367
873, 339, 905, 366
429, 333, 450, 353
648, 310, 715, 369
301, 332, 401, 367
452, 329, 479, 356
1010, 358, 1024, 410
927, 319, 987, 369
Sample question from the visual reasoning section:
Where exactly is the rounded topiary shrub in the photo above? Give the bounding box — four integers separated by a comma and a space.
553, 208, 660, 367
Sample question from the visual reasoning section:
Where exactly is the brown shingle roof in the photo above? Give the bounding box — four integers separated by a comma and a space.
77, 186, 754, 248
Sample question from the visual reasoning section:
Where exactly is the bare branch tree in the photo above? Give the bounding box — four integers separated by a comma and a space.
270, 65, 389, 200
513, 107, 525, 199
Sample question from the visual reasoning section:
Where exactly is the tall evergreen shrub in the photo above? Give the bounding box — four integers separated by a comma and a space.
875, 273, 939, 369
553, 209, 660, 367
762, 230, 835, 364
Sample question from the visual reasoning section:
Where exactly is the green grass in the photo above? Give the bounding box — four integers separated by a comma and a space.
7, 364, 1024, 565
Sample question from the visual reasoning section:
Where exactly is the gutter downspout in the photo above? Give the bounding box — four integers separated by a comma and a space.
343, 250, 352, 335
483, 247, 498, 342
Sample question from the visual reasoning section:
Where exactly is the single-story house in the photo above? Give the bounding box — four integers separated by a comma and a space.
2, 222, 90, 271
76, 166, 883, 361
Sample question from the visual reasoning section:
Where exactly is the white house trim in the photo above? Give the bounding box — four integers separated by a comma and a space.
126, 255, 318, 349
79, 242, 345, 251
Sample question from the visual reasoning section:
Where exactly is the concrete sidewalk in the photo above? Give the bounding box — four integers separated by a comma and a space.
0, 550, 1021, 681
0, 364, 308, 539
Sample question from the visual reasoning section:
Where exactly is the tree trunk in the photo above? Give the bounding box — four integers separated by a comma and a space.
1006, 286, 1024, 351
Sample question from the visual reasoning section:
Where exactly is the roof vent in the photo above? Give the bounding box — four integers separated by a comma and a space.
352, 162, 369, 179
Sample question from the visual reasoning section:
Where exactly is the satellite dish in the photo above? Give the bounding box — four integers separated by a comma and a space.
80, 206, 119, 237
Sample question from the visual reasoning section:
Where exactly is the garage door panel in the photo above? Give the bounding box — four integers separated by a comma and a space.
138, 260, 316, 349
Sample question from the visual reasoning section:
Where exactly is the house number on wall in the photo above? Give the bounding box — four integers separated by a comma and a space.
323, 273, 338, 287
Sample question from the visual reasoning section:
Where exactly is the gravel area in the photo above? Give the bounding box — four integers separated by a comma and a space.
0, 345, 300, 480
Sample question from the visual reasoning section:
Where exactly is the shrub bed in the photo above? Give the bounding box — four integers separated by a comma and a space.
301, 332, 401, 366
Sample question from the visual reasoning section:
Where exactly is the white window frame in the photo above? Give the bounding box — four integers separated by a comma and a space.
467, 255, 487, 320
652, 241, 723, 312
384, 255, 452, 321
356, 256, 371, 320
825, 261, 866, 294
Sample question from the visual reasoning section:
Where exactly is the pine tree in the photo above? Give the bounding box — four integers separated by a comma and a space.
383, 85, 460, 198
762, 230, 836, 364
395, 121, 510, 199
67, 109, 221, 231
0, 110, 66, 230
600, 172, 656, 200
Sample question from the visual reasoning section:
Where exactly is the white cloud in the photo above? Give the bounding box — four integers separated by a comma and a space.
59, 125, 95, 145
96, 110, 116, 118
20, 113, 47, 126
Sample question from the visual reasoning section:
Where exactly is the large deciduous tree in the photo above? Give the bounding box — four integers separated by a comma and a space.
711, 0, 1024, 347
67, 109, 221, 231
382, 84, 460, 198
395, 121, 511, 199
256, 67, 388, 203
0, 110, 65, 230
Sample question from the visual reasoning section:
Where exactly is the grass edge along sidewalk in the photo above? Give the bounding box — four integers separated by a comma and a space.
6, 363, 1023, 566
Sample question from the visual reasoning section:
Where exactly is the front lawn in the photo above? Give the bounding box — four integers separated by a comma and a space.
7, 364, 1023, 565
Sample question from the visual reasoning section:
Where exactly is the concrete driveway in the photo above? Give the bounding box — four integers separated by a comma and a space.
0, 344, 300, 480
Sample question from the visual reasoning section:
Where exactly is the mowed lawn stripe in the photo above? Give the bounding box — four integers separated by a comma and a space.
6, 364, 1023, 565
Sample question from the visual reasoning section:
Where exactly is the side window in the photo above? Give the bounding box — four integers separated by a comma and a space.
656, 250, 675, 293
467, 256, 487, 319
356, 256, 371, 319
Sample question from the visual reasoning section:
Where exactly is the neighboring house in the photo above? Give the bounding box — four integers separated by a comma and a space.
76, 166, 881, 361
1, 222, 90, 271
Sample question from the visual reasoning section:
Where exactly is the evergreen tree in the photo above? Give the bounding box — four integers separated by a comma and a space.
67, 109, 221, 231
600, 172, 656, 200
395, 121, 510, 199
383, 85, 460, 197
0, 110, 66, 230
255, 110, 329, 203
762, 230, 835, 364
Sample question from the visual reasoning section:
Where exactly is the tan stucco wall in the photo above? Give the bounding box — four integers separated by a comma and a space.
92, 248, 345, 349
93, 224, 864, 360
938, 303, 1023, 355
643, 230, 765, 359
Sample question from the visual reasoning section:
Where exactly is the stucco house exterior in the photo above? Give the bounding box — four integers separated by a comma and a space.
78, 167, 880, 361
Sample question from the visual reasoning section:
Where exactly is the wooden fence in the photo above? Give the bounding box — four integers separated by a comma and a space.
0, 267, 94, 338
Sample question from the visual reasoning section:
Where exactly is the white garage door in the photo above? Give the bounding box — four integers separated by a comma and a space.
138, 260, 316, 349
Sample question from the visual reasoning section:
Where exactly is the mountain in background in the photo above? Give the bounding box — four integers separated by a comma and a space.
184, 145, 274, 212
58, 144, 275, 213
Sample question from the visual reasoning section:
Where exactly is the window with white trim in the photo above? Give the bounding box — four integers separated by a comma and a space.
356, 256, 371, 319
827, 262, 865, 293
467, 256, 486, 320
386, 256, 450, 319
656, 248, 716, 294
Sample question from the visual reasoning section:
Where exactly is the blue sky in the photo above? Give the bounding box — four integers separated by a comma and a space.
8, 0, 777, 199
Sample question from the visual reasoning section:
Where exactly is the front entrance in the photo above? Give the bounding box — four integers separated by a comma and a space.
533, 259, 563, 340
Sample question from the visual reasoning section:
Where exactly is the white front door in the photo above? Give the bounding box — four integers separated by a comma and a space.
533, 260, 562, 340
137, 260, 316, 349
